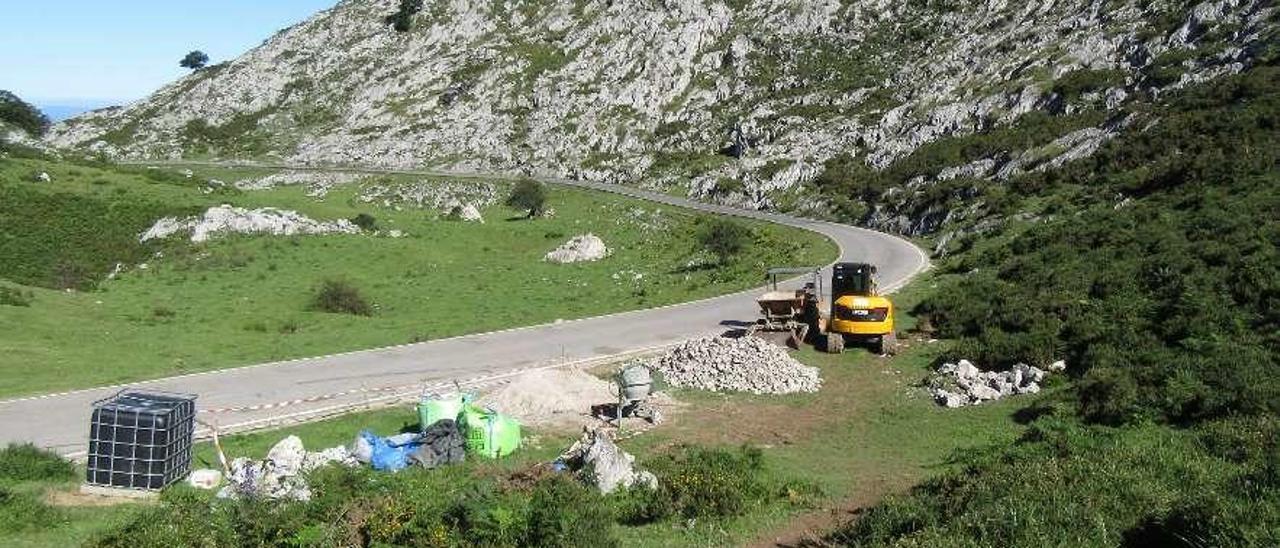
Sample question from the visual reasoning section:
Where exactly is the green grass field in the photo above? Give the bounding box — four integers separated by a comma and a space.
0, 158, 835, 397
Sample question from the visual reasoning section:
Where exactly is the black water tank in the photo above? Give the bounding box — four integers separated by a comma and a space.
85, 391, 196, 491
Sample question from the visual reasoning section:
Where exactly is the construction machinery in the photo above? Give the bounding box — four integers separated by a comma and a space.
821, 262, 896, 355
747, 267, 823, 348
749, 263, 897, 355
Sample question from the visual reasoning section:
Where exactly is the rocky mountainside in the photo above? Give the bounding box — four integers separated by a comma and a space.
47, 0, 1276, 216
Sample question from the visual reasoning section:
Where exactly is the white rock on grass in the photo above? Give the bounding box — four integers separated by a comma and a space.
140, 204, 360, 243
545, 233, 610, 263
647, 336, 822, 395
459, 203, 484, 222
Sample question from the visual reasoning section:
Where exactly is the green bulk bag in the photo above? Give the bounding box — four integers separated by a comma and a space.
418, 393, 468, 431
459, 404, 522, 459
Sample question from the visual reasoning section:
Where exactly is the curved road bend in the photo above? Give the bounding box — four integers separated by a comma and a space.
0, 167, 929, 456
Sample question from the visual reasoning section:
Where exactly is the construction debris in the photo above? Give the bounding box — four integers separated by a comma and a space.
558, 429, 657, 494
187, 468, 223, 490
408, 419, 467, 469
217, 435, 357, 501
646, 336, 822, 394
140, 204, 360, 243
928, 360, 1055, 408
545, 234, 610, 263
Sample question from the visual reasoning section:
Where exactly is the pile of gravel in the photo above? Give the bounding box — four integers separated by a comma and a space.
545, 234, 610, 263
647, 336, 822, 394
928, 359, 1065, 408
140, 204, 360, 243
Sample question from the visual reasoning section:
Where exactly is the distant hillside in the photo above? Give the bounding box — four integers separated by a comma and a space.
46, 0, 1277, 216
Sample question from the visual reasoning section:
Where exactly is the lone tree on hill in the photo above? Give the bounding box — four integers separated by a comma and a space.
506, 179, 547, 218
698, 218, 751, 265
0, 90, 51, 137
179, 50, 209, 70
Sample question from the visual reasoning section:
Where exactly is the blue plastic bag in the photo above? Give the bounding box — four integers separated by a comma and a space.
364, 430, 422, 472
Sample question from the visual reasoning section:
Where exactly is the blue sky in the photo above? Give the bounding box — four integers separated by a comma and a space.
0, 1, 336, 108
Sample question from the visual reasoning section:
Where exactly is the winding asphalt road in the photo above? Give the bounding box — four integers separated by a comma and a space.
0, 167, 928, 457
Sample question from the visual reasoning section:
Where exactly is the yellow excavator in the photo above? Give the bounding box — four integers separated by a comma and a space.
821, 262, 897, 355
750, 262, 897, 355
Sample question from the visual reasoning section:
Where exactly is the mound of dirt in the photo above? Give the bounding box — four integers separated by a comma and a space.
476, 368, 617, 426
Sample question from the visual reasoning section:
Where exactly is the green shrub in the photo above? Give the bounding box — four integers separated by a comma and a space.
0, 285, 32, 307
0, 443, 76, 482
310, 279, 373, 316
0, 486, 62, 534
697, 218, 751, 265
506, 179, 547, 218
349, 213, 377, 231
646, 445, 769, 519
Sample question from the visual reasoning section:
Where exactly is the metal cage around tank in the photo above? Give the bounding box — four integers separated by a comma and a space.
85, 390, 197, 491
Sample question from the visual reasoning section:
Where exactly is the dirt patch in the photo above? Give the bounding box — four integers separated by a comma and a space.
45, 487, 149, 507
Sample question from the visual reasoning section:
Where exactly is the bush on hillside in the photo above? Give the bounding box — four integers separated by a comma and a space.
349, 213, 377, 231
0, 286, 33, 307
505, 179, 547, 218
697, 217, 751, 265
913, 65, 1280, 426
310, 279, 373, 316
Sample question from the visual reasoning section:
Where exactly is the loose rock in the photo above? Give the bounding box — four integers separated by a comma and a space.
646, 336, 822, 394
140, 204, 360, 243
545, 234, 610, 263
928, 359, 1057, 408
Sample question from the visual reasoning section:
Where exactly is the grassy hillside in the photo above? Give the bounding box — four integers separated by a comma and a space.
827, 58, 1280, 546
0, 155, 835, 397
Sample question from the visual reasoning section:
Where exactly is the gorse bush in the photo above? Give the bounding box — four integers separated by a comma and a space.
645, 444, 769, 519
0, 443, 76, 482
697, 217, 751, 265
310, 279, 373, 316
0, 286, 33, 307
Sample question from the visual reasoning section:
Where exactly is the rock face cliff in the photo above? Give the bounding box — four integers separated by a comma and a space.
47, 0, 1276, 214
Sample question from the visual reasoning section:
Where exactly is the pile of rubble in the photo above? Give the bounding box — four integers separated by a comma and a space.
558, 429, 656, 494
139, 204, 361, 243
545, 234, 610, 263
928, 359, 1065, 408
647, 336, 822, 394
216, 435, 358, 501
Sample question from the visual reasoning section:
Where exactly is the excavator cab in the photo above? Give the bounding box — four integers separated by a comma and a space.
822, 263, 897, 355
